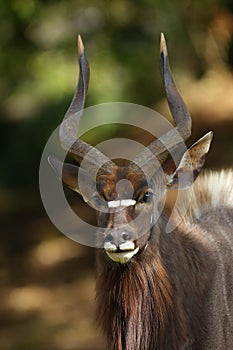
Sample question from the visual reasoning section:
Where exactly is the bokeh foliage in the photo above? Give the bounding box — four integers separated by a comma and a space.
0, 1, 232, 349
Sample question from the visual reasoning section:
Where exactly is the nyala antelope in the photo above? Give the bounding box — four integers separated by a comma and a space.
49, 34, 233, 349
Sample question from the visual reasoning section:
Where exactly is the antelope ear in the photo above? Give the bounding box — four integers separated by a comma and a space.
48, 156, 96, 202
166, 131, 213, 189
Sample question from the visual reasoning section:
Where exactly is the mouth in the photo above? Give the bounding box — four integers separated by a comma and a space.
104, 241, 139, 264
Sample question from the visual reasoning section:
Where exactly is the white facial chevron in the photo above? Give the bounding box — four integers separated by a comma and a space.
107, 199, 136, 208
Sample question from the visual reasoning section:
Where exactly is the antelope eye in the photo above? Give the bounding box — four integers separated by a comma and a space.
91, 193, 107, 209
140, 191, 153, 203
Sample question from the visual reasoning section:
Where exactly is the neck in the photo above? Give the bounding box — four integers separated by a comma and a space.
96, 222, 213, 350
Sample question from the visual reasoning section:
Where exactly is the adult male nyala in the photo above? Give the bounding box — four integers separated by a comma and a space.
49, 34, 233, 349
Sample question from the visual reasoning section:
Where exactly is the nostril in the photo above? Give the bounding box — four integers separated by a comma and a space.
105, 234, 113, 243
104, 233, 117, 252
122, 232, 131, 241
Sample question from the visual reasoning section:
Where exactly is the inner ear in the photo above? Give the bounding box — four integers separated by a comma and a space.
48, 156, 97, 202
165, 131, 213, 190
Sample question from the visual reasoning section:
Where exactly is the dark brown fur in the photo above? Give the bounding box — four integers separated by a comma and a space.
49, 34, 233, 350
96, 216, 215, 350
49, 35, 233, 350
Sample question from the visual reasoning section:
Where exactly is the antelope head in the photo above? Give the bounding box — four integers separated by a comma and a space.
49, 34, 213, 264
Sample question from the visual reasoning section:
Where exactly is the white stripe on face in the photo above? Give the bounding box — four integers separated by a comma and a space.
107, 199, 136, 208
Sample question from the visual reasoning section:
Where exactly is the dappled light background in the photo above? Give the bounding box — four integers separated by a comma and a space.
0, 1, 232, 349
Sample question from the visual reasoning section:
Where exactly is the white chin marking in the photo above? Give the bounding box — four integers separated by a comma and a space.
105, 247, 139, 264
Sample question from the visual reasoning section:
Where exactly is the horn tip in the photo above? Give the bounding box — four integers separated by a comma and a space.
160, 33, 168, 56
78, 35, 85, 58
205, 131, 214, 143
48, 155, 60, 170
48, 155, 63, 179
48, 155, 54, 167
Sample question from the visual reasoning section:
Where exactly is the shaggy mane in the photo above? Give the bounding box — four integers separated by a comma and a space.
180, 169, 233, 223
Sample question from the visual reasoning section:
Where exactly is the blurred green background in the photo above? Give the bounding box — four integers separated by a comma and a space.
0, 1, 232, 349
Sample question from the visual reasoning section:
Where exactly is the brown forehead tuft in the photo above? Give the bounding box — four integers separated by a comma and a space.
96, 167, 148, 200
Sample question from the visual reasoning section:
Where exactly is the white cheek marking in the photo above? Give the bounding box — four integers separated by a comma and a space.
119, 241, 135, 251
107, 199, 136, 208
104, 241, 117, 252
